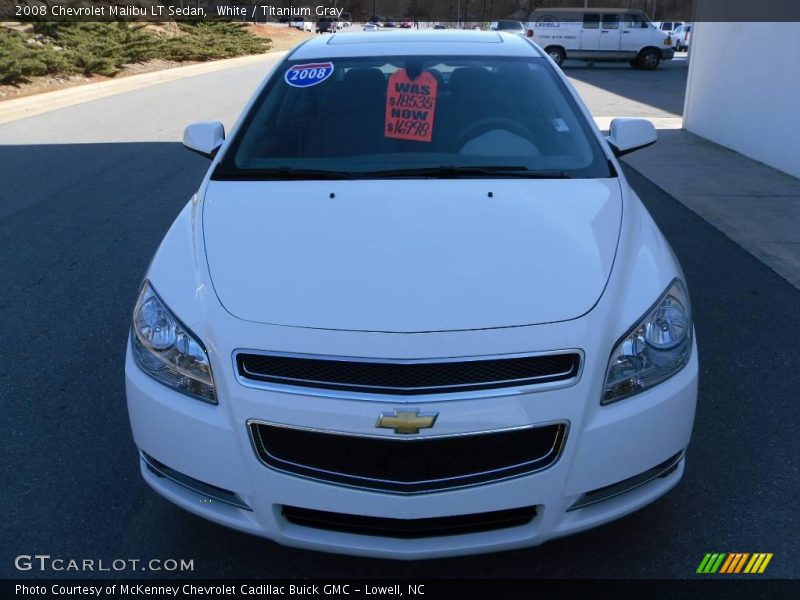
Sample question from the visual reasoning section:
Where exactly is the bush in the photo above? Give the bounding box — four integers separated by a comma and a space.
0, 21, 271, 83
33, 22, 163, 77
161, 22, 270, 62
0, 29, 74, 84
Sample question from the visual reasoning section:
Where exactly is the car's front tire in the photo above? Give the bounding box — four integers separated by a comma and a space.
636, 48, 661, 70
545, 46, 566, 67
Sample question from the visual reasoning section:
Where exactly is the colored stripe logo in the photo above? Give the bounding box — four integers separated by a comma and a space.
696, 553, 773, 574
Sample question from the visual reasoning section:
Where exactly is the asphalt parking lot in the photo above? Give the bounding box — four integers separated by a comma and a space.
565, 52, 689, 118
1, 53, 797, 579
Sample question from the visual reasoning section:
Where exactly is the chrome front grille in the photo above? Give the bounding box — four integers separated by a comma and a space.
236, 350, 581, 396
248, 421, 568, 493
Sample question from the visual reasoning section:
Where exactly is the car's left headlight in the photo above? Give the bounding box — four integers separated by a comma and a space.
602, 279, 692, 405
131, 281, 217, 404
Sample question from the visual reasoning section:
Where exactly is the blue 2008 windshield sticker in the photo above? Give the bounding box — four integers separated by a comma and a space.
285, 62, 334, 88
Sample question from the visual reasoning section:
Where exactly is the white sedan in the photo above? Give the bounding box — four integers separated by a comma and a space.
126, 30, 698, 559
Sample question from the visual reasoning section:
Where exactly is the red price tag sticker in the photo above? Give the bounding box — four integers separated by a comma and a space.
385, 69, 438, 143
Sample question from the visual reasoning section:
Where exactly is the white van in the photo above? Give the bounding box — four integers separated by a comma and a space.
653, 21, 685, 34
289, 18, 313, 32
527, 8, 675, 69
673, 24, 692, 51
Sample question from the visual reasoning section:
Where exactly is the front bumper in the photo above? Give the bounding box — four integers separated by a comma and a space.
125, 338, 698, 559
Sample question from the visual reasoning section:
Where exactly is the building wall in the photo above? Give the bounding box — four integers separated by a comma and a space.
683, 22, 800, 179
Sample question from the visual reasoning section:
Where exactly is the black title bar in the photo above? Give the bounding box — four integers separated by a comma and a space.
4, 579, 799, 600
2, 0, 800, 23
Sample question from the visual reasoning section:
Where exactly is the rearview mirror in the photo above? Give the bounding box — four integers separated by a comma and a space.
605, 118, 657, 157
183, 121, 225, 159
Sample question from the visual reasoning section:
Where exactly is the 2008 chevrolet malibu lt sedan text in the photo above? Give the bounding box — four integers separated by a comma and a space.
125, 30, 698, 559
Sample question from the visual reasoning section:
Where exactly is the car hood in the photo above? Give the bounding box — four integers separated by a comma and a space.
202, 179, 622, 332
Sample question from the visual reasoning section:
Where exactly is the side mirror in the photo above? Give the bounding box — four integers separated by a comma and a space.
605, 118, 657, 157
183, 121, 225, 159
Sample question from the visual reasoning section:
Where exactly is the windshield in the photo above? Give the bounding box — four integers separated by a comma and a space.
215, 55, 613, 180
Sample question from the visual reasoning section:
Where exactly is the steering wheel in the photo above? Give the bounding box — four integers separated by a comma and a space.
454, 118, 535, 151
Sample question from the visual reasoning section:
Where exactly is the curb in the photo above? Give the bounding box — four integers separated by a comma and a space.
0, 51, 287, 125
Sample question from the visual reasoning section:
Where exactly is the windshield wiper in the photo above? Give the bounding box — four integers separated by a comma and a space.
361, 166, 574, 179
214, 165, 575, 181
216, 167, 356, 180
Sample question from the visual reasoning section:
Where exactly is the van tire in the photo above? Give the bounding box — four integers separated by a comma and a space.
545, 46, 566, 67
636, 48, 661, 70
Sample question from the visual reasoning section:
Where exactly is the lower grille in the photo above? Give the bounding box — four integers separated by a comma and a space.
282, 505, 537, 538
249, 421, 567, 493
141, 452, 250, 510
568, 451, 684, 511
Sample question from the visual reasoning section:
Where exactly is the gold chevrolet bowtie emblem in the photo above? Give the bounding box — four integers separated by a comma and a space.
376, 409, 438, 434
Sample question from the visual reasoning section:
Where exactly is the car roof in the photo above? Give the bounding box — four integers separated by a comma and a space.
288, 31, 543, 60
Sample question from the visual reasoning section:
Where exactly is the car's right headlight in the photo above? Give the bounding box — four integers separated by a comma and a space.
131, 281, 217, 404
602, 279, 692, 405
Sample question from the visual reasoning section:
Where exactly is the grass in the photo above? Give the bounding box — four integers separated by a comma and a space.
0, 21, 271, 84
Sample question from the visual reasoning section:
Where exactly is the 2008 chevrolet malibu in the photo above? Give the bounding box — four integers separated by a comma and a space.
125, 30, 698, 559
